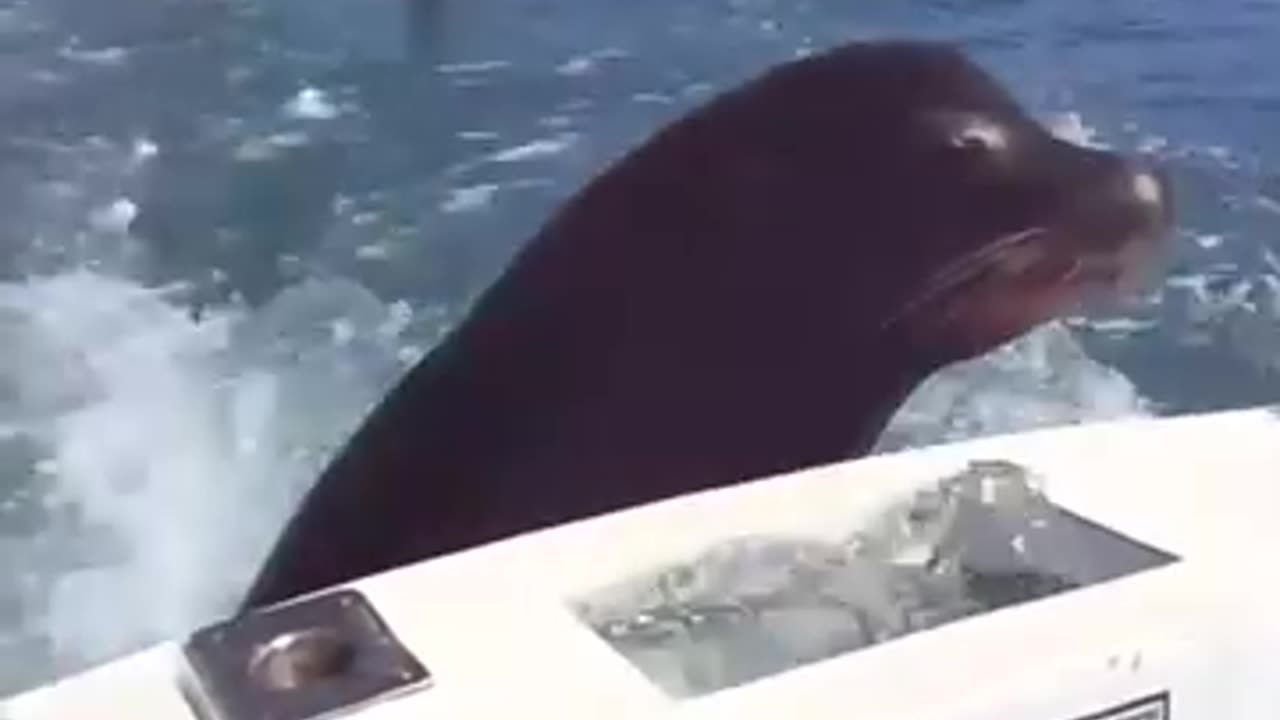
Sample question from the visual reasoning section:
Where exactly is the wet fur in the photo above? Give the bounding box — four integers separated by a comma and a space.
242, 41, 1166, 609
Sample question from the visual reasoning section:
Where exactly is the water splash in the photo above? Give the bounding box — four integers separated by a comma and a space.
0, 270, 435, 693
573, 460, 1174, 698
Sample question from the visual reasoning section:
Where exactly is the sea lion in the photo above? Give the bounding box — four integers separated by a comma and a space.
242, 40, 1171, 609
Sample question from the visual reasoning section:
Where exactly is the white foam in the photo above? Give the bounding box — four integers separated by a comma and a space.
1194, 232, 1225, 250
556, 56, 597, 77
1137, 134, 1169, 153
354, 243, 392, 261
440, 183, 500, 213
1205, 145, 1232, 163
632, 92, 674, 105
1264, 249, 1280, 276
57, 45, 128, 67
488, 133, 578, 163
129, 138, 158, 165
87, 198, 137, 235
1256, 195, 1280, 215
878, 323, 1152, 452
0, 271, 433, 690
1, 273, 245, 663
436, 60, 510, 74
555, 48, 629, 77
1048, 112, 1110, 150
1080, 317, 1158, 336
457, 130, 500, 141
538, 114, 576, 129
283, 87, 339, 121
233, 131, 311, 162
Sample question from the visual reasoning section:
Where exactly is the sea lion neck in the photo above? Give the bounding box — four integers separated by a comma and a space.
427, 196, 933, 500
328, 120, 940, 550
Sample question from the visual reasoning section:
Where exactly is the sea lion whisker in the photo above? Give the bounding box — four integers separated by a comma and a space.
882, 227, 1048, 330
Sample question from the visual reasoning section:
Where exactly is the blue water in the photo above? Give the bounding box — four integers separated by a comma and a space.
1, 0, 1279, 695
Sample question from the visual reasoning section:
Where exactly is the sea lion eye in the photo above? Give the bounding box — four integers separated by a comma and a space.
949, 118, 1009, 154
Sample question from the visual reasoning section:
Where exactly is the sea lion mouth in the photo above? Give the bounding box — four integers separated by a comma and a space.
880, 140, 1172, 358
882, 224, 1159, 354
883, 227, 1050, 328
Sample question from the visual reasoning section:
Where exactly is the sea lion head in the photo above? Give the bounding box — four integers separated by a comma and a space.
657, 41, 1171, 370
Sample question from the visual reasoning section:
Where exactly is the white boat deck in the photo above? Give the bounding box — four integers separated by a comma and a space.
7, 407, 1280, 719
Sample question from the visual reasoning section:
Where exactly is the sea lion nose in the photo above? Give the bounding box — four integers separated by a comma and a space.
1123, 163, 1172, 232
1070, 158, 1172, 246
1130, 168, 1163, 208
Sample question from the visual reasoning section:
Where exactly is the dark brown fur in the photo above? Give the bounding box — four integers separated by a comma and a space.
242, 41, 1169, 609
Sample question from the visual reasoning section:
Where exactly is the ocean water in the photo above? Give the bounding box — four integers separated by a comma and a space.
1, 0, 1279, 696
